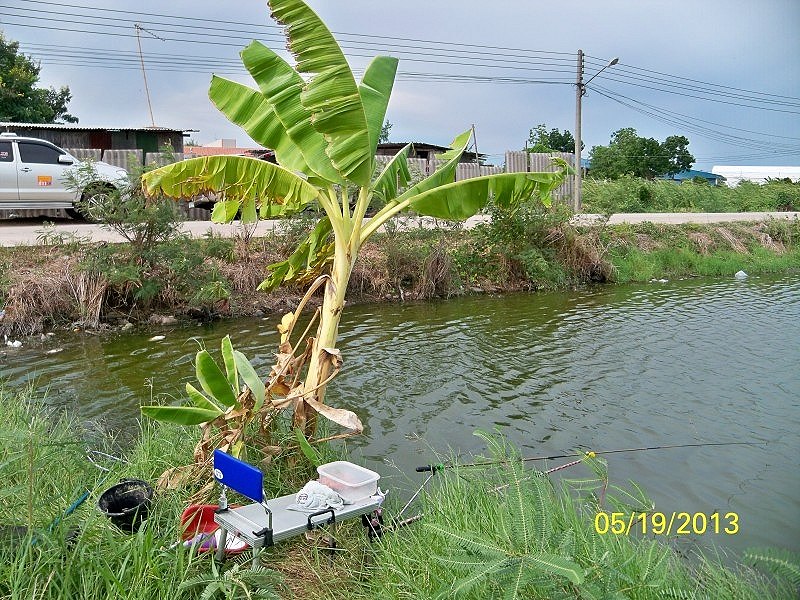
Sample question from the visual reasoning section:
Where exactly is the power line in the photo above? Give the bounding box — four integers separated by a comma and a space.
1, 16, 577, 76
7, 0, 577, 59
585, 55, 800, 103
589, 85, 800, 154
4, 1, 798, 110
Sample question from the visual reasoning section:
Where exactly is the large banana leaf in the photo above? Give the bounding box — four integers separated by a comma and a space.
269, 0, 372, 186
239, 41, 342, 184
209, 75, 311, 178
258, 217, 334, 291
142, 156, 319, 219
410, 170, 565, 220
372, 143, 411, 205
358, 56, 398, 155
365, 131, 471, 232
399, 129, 473, 201
196, 349, 238, 408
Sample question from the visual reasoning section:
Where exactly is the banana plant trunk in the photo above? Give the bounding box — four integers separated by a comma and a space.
295, 234, 358, 437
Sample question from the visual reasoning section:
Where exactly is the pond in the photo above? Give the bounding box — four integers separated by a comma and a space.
3, 274, 798, 556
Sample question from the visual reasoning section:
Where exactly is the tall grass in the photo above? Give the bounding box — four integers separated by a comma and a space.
603, 220, 800, 283
583, 177, 799, 214
0, 386, 284, 600
351, 438, 796, 599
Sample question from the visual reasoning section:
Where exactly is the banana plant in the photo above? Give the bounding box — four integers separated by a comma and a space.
142, 0, 569, 439
141, 335, 266, 460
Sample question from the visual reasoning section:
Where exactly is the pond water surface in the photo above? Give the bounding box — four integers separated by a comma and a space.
3, 274, 798, 555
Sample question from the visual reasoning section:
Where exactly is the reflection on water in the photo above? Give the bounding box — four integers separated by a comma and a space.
2, 274, 798, 554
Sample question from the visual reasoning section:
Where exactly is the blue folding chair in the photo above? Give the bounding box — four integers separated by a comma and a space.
212, 450, 383, 567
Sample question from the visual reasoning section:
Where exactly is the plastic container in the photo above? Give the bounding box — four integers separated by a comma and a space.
317, 461, 380, 503
97, 479, 153, 533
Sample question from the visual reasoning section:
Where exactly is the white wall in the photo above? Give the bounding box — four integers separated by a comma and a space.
712, 165, 800, 186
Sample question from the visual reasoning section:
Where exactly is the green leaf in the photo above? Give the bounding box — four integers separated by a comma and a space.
258, 217, 334, 291
239, 41, 341, 184
209, 74, 312, 177
186, 383, 224, 414
141, 155, 319, 217
220, 335, 239, 393
294, 427, 322, 466
373, 143, 412, 205
195, 350, 237, 408
141, 405, 221, 426
410, 171, 565, 220
449, 558, 508, 597
211, 200, 240, 223
358, 56, 399, 155
525, 553, 584, 585
424, 523, 507, 558
233, 350, 265, 411
375, 129, 471, 221
240, 196, 257, 224
269, 0, 372, 185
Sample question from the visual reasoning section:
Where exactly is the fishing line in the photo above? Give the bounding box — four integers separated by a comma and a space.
417, 441, 763, 472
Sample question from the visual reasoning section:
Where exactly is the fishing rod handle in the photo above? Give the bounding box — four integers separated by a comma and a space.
416, 464, 445, 473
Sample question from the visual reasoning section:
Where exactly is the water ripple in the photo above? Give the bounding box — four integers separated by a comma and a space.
1, 274, 797, 553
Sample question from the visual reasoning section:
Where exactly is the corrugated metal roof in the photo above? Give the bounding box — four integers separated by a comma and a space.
667, 169, 722, 181
0, 121, 191, 133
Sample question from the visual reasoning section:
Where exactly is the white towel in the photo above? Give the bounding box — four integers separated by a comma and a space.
287, 480, 346, 513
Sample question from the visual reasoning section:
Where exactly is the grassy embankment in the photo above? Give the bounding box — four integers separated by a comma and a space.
2, 388, 797, 599
1, 201, 798, 337
583, 177, 799, 214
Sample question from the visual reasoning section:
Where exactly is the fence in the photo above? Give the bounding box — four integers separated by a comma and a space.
2, 150, 576, 221
504, 151, 574, 201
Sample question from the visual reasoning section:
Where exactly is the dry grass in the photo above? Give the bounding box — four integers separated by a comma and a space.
555, 227, 615, 283
1, 251, 81, 336
348, 242, 391, 299
417, 241, 453, 299
751, 224, 786, 254
715, 226, 750, 253
688, 231, 715, 254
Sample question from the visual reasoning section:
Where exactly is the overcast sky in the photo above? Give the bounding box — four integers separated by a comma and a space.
3, 0, 799, 169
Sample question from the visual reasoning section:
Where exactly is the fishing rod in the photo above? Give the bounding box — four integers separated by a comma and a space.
415, 441, 763, 473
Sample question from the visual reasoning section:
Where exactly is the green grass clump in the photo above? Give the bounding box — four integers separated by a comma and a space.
352, 435, 796, 599
606, 219, 800, 283
583, 177, 800, 214
0, 386, 286, 599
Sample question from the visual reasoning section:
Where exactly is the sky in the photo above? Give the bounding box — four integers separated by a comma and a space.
2, 0, 799, 170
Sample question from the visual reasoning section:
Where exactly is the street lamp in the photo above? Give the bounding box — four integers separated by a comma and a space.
574, 52, 619, 211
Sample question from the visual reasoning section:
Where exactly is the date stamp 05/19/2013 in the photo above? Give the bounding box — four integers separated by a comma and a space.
594, 511, 740, 536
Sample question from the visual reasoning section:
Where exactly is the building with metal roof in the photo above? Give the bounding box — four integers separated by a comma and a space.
0, 122, 192, 156
661, 169, 726, 185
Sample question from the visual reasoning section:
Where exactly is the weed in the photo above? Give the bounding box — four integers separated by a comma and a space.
35, 222, 92, 248
354, 434, 794, 600
583, 177, 800, 214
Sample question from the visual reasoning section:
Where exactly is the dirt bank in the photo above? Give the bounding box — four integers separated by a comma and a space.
1, 217, 797, 337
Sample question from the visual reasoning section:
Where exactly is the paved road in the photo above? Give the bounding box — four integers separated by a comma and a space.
0, 212, 797, 247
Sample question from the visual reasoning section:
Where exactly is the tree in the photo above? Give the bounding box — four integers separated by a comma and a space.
0, 32, 78, 123
379, 119, 392, 143
142, 0, 568, 440
588, 128, 693, 179
527, 124, 580, 153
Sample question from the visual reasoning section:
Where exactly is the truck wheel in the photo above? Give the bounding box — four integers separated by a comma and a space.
67, 184, 116, 222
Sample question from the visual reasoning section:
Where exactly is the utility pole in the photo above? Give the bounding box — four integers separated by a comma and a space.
573, 49, 584, 212
574, 51, 619, 213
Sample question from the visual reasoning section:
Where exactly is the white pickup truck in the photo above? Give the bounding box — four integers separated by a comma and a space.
0, 132, 129, 220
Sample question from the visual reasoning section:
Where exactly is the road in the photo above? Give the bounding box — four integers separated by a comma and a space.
0, 212, 797, 247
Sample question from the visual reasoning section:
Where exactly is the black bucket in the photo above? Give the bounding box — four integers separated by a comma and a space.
97, 479, 154, 533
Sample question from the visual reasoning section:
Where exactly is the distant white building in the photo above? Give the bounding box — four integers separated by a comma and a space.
711, 165, 800, 186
